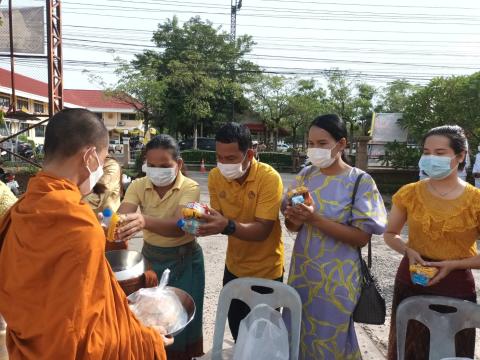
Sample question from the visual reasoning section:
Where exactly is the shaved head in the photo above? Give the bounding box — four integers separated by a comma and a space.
44, 108, 108, 161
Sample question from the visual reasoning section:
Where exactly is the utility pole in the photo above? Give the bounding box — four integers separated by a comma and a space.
230, 0, 242, 122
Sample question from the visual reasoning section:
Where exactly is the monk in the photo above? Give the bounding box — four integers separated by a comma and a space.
0, 109, 169, 359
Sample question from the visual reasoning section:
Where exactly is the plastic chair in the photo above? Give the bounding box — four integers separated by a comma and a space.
211, 277, 302, 360
396, 295, 480, 360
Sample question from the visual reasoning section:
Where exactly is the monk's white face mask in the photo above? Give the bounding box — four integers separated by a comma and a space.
79, 149, 104, 195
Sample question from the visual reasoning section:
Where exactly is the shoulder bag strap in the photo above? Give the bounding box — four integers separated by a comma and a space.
350, 173, 372, 269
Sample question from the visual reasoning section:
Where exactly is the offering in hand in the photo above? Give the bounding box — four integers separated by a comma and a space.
176, 202, 210, 235
102, 208, 126, 242
409, 264, 438, 286
287, 186, 313, 206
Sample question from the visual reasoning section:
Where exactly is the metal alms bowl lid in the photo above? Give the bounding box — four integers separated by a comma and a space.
105, 250, 146, 281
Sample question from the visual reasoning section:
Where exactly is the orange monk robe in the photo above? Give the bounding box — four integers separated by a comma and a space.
0, 172, 166, 360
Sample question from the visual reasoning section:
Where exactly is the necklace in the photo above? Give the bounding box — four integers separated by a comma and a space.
428, 180, 458, 197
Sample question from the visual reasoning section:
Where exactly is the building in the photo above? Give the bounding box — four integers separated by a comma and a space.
0, 68, 141, 145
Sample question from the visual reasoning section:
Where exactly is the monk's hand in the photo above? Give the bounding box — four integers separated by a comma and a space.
116, 213, 145, 241
152, 326, 174, 346
424, 260, 457, 286
144, 270, 158, 288
197, 208, 229, 237
288, 203, 315, 224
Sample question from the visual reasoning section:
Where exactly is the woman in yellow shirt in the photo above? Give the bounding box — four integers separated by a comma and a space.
384, 125, 480, 360
117, 135, 204, 360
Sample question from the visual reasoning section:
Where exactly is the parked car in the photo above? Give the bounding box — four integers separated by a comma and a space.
179, 138, 216, 151
277, 144, 291, 152
1, 140, 34, 159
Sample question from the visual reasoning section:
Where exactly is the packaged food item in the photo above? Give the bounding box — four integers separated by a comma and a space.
409, 264, 438, 286
102, 208, 125, 242
176, 202, 210, 235
128, 269, 188, 335
287, 186, 313, 206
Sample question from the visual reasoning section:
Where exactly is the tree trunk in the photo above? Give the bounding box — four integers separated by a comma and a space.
193, 119, 198, 150
200, 121, 204, 138
349, 121, 354, 155
292, 126, 297, 149
143, 111, 150, 135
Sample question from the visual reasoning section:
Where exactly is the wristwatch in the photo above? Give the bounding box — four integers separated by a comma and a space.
221, 219, 236, 235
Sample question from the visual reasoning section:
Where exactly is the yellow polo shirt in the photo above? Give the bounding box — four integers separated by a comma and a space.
208, 159, 284, 279
122, 172, 200, 248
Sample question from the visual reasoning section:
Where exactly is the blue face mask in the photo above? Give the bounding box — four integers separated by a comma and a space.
418, 155, 455, 180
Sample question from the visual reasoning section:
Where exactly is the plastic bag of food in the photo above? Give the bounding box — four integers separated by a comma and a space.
287, 186, 313, 206
128, 269, 188, 335
233, 304, 289, 360
176, 202, 210, 235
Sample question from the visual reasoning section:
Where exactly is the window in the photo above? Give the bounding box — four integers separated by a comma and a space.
0, 96, 10, 108
120, 113, 136, 121
20, 123, 29, 131
33, 102, 44, 114
35, 125, 46, 137
17, 98, 29, 111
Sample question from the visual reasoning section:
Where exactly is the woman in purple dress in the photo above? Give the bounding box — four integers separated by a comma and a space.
284, 114, 387, 359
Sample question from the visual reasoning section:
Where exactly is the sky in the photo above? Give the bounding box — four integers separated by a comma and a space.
0, 0, 479, 90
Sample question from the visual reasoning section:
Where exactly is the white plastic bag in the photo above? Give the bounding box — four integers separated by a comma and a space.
128, 269, 187, 335
233, 304, 289, 360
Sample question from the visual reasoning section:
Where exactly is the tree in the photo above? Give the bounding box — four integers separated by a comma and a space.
106, 59, 165, 133
248, 75, 296, 151
132, 16, 258, 147
354, 83, 376, 136
401, 72, 480, 143
378, 79, 419, 113
284, 79, 327, 149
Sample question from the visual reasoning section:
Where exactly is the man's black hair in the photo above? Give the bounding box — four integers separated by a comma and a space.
215, 122, 252, 153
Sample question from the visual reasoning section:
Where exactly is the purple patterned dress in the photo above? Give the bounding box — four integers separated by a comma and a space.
284, 166, 387, 360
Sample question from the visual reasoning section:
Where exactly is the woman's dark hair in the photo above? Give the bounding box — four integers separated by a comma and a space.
215, 122, 252, 153
145, 134, 180, 160
309, 114, 348, 141
309, 114, 349, 162
44, 108, 108, 160
423, 125, 468, 170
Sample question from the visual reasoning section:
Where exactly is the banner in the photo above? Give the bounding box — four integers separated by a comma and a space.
0, 7, 45, 55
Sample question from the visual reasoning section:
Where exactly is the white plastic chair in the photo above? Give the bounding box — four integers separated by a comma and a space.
396, 295, 480, 360
211, 277, 302, 360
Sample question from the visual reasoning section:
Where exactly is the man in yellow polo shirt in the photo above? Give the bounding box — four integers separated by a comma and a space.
198, 122, 284, 340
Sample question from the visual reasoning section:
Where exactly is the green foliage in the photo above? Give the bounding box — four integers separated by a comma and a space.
401, 72, 480, 142
379, 141, 421, 169
378, 79, 419, 113
131, 16, 258, 138
181, 150, 217, 164
257, 152, 292, 169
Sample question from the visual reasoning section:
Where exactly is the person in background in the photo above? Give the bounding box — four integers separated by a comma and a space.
0, 109, 168, 359
198, 122, 284, 341
116, 134, 204, 360
472, 145, 480, 188
384, 125, 480, 360
84, 155, 122, 214
4, 173, 19, 196
284, 114, 387, 360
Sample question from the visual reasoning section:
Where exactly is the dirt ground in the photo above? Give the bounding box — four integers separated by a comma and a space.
2, 171, 480, 359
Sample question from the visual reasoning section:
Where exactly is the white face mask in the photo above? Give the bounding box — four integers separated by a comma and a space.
79, 150, 104, 195
217, 153, 249, 181
307, 145, 338, 169
142, 164, 177, 187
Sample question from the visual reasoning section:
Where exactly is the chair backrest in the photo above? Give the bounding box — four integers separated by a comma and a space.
211, 277, 302, 360
396, 295, 480, 360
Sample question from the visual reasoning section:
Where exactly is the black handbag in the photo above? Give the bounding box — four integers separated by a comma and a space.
350, 174, 386, 325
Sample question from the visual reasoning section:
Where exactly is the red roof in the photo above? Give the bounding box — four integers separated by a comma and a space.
0, 68, 135, 110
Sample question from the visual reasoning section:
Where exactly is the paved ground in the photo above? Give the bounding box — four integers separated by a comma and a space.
2, 170, 480, 359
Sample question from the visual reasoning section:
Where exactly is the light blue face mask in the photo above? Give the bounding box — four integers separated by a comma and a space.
418, 155, 455, 180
